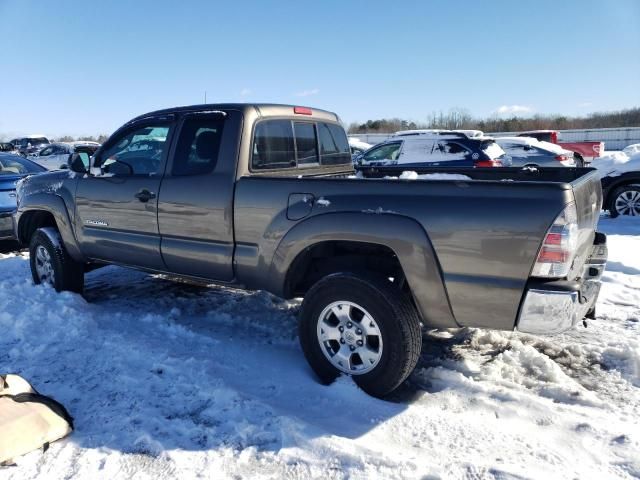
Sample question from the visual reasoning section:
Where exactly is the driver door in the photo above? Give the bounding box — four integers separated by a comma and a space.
74, 118, 174, 270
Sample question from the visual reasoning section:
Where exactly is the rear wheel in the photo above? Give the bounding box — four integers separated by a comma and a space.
608, 184, 640, 218
29, 228, 84, 293
298, 273, 422, 398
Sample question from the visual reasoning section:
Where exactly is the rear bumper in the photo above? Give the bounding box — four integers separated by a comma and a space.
0, 211, 15, 240
516, 232, 607, 335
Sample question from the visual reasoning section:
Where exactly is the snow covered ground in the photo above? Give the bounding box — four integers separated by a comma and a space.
0, 215, 639, 479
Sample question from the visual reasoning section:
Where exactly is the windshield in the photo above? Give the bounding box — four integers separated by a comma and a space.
0, 155, 46, 175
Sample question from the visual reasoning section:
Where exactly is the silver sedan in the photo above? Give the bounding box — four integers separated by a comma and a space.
496, 137, 575, 167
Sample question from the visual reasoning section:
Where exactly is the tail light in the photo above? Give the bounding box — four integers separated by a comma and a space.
555, 155, 568, 161
532, 203, 578, 278
475, 159, 502, 167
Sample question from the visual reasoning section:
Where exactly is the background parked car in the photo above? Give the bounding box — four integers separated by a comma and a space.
495, 137, 575, 167
12, 135, 51, 157
0, 142, 17, 153
30, 142, 100, 170
354, 130, 507, 168
513, 130, 602, 167
0, 153, 46, 240
591, 150, 640, 217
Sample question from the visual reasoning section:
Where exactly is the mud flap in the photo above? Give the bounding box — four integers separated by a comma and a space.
0, 374, 73, 465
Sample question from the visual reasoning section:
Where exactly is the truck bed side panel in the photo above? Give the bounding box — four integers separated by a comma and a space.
234, 176, 571, 331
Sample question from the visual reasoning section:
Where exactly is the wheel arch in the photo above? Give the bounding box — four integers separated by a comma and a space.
16, 194, 84, 261
270, 212, 458, 329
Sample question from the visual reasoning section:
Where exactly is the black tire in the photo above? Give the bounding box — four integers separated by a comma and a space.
298, 272, 422, 398
29, 228, 84, 293
608, 184, 640, 218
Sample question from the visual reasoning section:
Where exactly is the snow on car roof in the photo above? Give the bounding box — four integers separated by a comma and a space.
496, 136, 569, 154
519, 129, 556, 134
348, 138, 372, 149
495, 136, 538, 145
392, 129, 491, 140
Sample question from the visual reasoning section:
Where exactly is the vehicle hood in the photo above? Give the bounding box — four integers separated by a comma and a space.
15, 170, 71, 203
0, 174, 28, 211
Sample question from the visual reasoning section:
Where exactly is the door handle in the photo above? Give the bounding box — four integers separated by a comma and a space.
134, 189, 156, 202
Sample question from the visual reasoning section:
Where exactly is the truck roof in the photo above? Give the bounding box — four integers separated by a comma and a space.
128, 103, 341, 125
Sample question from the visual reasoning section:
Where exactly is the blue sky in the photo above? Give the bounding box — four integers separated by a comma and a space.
1, 0, 639, 137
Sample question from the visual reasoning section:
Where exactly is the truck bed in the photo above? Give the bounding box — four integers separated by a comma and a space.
234, 166, 602, 331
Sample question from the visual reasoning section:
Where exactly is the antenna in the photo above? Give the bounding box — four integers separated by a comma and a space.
204, 91, 207, 103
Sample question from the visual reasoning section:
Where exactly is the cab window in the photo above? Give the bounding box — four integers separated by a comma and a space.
96, 125, 170, 175
294, 122, 318, 166
172, 116, 225, 176
252, 120, 295, 170
318, 123, 351, 165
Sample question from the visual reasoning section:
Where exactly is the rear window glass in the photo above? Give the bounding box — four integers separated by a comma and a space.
318, 123, 351, 165
252, 120, 295, 170
252, 120, 351, 170
294, 122, 318, 165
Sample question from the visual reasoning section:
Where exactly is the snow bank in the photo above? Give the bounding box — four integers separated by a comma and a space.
623, 143, 640, 156
592, 150, 640, 179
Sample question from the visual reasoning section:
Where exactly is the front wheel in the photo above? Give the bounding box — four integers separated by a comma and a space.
29, 228, 84, 293
298, 273, 422, 397
608, 184, 640, 218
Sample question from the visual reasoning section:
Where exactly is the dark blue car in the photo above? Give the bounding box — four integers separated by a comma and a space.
354, 130, 507, 168
0, 153, 46, 240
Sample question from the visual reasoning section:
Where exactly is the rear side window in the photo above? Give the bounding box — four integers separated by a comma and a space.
318, 123, 351, 165
294, 122, 318, 165
253, 120, 295, 170
173, 116, 225, 176
435, 141, 470, 157
481, 140, 506, 159
252, 119, 351, 170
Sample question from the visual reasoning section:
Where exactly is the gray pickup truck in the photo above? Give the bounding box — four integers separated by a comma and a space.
14, 103, 607, 397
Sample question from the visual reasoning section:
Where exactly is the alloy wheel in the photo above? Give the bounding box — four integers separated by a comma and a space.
316, 301, 383, 375
614, 189, 640, 216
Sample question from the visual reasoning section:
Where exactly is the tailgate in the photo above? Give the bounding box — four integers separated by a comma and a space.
567, 169, 602, 279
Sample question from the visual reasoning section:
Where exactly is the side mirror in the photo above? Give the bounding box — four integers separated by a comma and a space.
69, 153, 89, 173
101, 158, 133, 176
